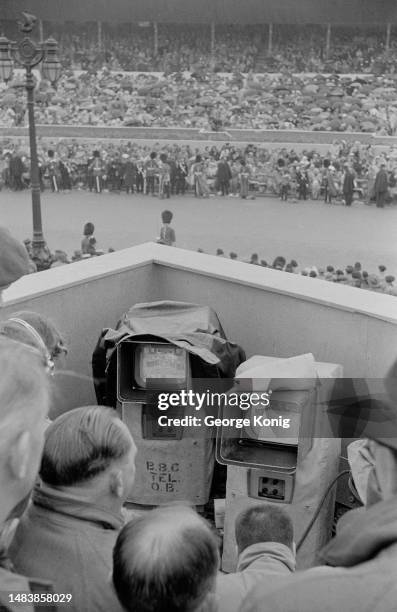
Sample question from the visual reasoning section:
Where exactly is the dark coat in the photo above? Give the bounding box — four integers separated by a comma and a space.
9, 484, 124, 612
343, 171, 355, 194
123, 161, 137, 187
9, 156, 24, 177
374, 169, 389, 194
217, 160, 232, 182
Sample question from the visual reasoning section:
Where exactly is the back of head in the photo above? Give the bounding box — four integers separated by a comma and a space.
0, 310, 64, 354
113, 505, 219, 612
0, 311, 66, 372
235, 504, 293, 554
40, 405, 134, 487
272, 256, 286, 269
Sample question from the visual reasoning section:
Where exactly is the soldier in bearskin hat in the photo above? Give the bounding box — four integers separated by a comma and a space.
157, 210, 176, 246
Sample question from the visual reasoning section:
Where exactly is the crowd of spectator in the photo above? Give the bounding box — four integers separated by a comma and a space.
2, 22, 396, 75
2, 66, 397, 134
2, 138, 397, 206
0, 299, 396, 612
209, 251, 397, 296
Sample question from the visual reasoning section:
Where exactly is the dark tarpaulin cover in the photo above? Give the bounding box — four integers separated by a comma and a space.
92, 301, 245, 406
114, 300, 244, 374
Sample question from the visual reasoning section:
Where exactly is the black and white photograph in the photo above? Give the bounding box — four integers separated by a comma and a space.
0, 1, 397, 611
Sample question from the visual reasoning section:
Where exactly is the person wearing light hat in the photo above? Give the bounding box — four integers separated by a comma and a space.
367, 274, 382, 292
0, 227, 30, 304
241, 360, 397, 612
345, 265, 354, 284
384, 275, 397, 295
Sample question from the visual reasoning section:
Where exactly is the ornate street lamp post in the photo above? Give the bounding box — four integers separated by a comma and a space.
0, 14, 61, 270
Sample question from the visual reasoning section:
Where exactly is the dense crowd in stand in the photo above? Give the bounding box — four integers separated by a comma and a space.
2, 22, 396, 75
0, 258, 396, 612
2, 66, 397, 133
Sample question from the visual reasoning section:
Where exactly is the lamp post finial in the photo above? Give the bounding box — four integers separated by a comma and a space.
17, 12, 37, 34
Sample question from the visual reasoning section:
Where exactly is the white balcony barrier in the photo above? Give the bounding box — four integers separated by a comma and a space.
1, 242, 396, 417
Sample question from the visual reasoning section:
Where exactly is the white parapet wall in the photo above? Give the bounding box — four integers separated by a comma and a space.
1, 242, 396, 417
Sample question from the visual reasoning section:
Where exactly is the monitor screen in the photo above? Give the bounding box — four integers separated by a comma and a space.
134, 344, 188, 388
243, 396, 305, 446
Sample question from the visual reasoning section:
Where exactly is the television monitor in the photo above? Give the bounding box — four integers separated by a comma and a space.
242, 392, 309, 447
134, 343, 189, 388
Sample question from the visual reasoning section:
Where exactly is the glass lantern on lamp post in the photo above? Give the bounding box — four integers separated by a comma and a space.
0, 18, 61, 270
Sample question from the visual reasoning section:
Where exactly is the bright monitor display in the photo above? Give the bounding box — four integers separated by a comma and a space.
134, 344, 188, 387
243, 395, 306, 446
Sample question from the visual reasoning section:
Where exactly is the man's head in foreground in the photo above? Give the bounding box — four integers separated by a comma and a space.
113, 505, 219, 612
40, 406, 137, 512
235, 504, 294, 556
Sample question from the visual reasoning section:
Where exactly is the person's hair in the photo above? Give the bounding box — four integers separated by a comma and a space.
0, 311, 66, 360
83, 222, 95, 236
40, 406, 133, 487
235, 505, 294, 553
0, 336, 50, 442
195, 154, 202, 163
272, 256, 286, 268
113, 505, 219, 612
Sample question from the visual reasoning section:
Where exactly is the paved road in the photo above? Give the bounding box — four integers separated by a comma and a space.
1, 190, 396, 272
